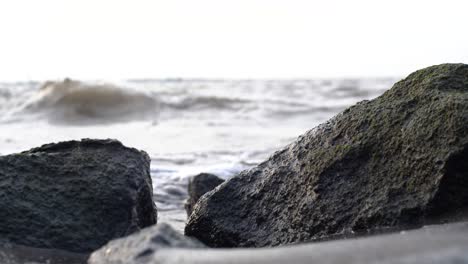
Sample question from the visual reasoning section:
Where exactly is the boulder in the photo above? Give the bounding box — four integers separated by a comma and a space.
185, 173, 225, 216
185, 63, 468, 247
0, 139, 157, 253
88, 223, 205, 264
0, 239, 88, 264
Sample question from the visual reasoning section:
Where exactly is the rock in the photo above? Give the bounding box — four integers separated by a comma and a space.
185, 63, 468, 247
0, 240, 88, 264
106, 222, 468, 264
185, 173, 225, 216
0, 139, 157, 253
88, 223, 205, 264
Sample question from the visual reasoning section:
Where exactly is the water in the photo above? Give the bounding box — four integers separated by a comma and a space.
0, 78, 397, 231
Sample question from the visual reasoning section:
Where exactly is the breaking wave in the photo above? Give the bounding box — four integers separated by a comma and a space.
161, 96, 249, 110
11, 79, 160, 125
0, 78, 395, 127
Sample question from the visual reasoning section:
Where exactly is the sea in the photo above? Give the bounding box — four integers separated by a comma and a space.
0, 78, 398, 231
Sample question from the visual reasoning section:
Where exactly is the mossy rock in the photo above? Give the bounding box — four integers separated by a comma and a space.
185, 64, 468, 247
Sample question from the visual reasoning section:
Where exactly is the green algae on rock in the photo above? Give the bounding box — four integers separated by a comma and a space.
185, 64, 468, 247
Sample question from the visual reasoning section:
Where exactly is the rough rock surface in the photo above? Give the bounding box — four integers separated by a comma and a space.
88, 223, 205, 264
185, 63, 468, 247
185, 173, 225, 216
0, 139, 157, 253
0, 239, 88, 264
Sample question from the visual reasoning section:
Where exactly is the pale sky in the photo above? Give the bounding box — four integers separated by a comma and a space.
0, 0, 467, 80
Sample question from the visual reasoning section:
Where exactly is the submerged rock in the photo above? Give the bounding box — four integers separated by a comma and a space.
88, 223, 205, 264
185, 63, 468, 247
0, 139, 157, 253
185, 173, 225, 216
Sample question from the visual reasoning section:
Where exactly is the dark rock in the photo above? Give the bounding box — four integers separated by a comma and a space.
88, 223, 205, 264
185, 64, 468, 247
0, 239, 88, 264
0, 139, 157, 253
185, 173, 225, 216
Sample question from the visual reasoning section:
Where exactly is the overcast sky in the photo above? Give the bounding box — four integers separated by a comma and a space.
0, 0, 467, 80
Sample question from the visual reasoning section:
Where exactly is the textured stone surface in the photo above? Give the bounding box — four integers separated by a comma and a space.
0, 139, 157, 253
185, 173, 224, 216
185, 63, 468, 247
88, 223, 205, 264
0, 239, 88, 264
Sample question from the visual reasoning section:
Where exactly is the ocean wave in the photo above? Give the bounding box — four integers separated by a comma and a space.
0, 78, 394, 126
267, 105, 346, 117
1, 80, 256, 124
161, 96, 250, 111
12, 79, 160, 125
